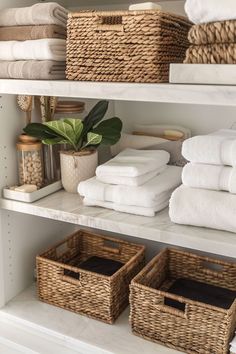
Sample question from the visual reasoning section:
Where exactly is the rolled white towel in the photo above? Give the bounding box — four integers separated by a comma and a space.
0, 39, 66, 61
97, 166, 166, 186
230, 336, 236, 354
185, 0, 236, 24
129, 3, 162, 11
0, 2, 68, 28
79, 166, 182, 208
83, 197, 169, 217
169, 185, 236, 233
96, 148, 170, 178
182, 163, 236, 193
182, 130, 236, 166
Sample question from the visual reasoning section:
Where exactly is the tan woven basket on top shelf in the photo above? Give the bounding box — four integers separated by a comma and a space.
37, 229, 145, 324
130, 248, 236, 354
66, 10, 191, 83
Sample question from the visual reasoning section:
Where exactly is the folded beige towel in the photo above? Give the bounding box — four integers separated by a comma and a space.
0, 60, 66, 80
0, 25, 66, 41
0, 2, 68, 28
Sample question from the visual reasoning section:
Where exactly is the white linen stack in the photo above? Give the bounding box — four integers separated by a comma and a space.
0, 2, 68, 79
78, 148, 183, 217
170, 129, 236, 233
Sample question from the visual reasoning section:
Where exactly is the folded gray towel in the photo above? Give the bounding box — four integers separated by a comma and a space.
0, 2, 68, 28
0, 60, 66, 80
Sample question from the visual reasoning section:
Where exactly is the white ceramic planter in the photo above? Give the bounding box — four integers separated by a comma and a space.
60, 150, 98, 193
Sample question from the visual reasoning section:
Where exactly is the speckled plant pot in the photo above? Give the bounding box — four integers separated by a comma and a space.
60, 150, 98, 193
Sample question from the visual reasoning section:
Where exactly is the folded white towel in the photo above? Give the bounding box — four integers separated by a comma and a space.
169, 185, 236, 233
0, 39, 66, 61
129, 3, 162, 11
134, 124, 191, 139
96, 148, 170, 178
0, 3, 68, 28
83, 197, 169, 217
185, 0, 236, 24
111, 133, 167, 157
97, 166, 166, 186
79, 166, 182, 208
182, 130, 236, 166
182, 163, 236, 193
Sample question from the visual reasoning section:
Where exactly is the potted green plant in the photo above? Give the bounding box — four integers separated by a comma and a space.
24, 100, 122, 193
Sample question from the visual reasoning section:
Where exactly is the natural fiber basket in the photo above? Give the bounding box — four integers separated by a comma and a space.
188, 20, 236, 45
184, 43, 236, 64
130, 248, 236, 354
37, 229, 145, 324
66, 10, 191, 83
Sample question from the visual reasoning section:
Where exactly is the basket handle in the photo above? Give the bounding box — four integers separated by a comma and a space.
102, 239, 121, 254
199, 259, 225, 279
60, 274, 83, 287
95, 15, 124, 32
154, 294, 188, 319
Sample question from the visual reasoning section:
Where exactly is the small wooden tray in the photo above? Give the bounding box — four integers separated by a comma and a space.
3, 181, 62, 203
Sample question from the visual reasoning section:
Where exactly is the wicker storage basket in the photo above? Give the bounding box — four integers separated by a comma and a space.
66, 10, 191, 83
130, 248, 236, 354
184, 43, 236, 64
37, 229, 145, 324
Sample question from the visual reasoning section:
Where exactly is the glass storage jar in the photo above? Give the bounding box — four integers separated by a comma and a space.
17, 134, 44, 189
54, 100, 86, 120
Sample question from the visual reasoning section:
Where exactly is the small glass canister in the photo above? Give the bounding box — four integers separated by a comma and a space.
17, 134, 44, 189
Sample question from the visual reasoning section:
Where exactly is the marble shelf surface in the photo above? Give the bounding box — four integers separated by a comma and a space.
0, 79, 236, 106
0, 284, 181, 354
1, 190, 236, 258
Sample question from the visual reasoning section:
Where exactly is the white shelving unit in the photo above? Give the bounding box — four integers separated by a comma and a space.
0, 0, 235, 353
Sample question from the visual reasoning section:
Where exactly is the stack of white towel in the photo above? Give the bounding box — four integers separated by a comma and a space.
0, 2, 68, 80
231, 334, 236, 354
78, 148, 182, 217
170, 129, 236, 233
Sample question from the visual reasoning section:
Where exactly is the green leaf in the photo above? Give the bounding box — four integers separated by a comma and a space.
86, 132, 102, 146
45, 121, 77, 150
82, 100, 109, 137
92, 117, 122, 145
64, 118, 83, 145
24, 123, 58, 140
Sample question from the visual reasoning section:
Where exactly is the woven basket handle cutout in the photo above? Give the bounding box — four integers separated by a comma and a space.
154, 298, 188, 319
102, 239, 121, 254
96, 15, 124, 32
199, 260, 225, 279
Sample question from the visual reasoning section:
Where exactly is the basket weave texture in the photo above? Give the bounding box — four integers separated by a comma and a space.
66, 10, 191, 83
37, 229, 145, 324
185, 19, 236, 64
130, 248, 236, 354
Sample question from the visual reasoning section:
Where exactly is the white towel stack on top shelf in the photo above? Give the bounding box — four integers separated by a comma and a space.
0, 2, 68, 80
231, 334, 236, 354
78, 148, 183, 217
169, 129, 236, 233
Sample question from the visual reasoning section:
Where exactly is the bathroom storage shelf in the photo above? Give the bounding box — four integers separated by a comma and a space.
0, 79, 236, 106
1, 190, 236, 258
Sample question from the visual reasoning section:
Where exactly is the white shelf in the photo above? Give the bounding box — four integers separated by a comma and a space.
0, 284, 181, 354
1, 190, 236, 258
0, 79, 236, 106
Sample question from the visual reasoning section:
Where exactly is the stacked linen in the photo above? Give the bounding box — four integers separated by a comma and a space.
170, 129, 236, 233
0, 2, 68, 79
78, 149, 183, 217
184, 0, 236, 64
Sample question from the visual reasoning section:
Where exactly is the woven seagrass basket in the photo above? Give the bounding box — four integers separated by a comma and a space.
130, 248, 236, 354
66, 10, 191, 83
37, 229, 145, 324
